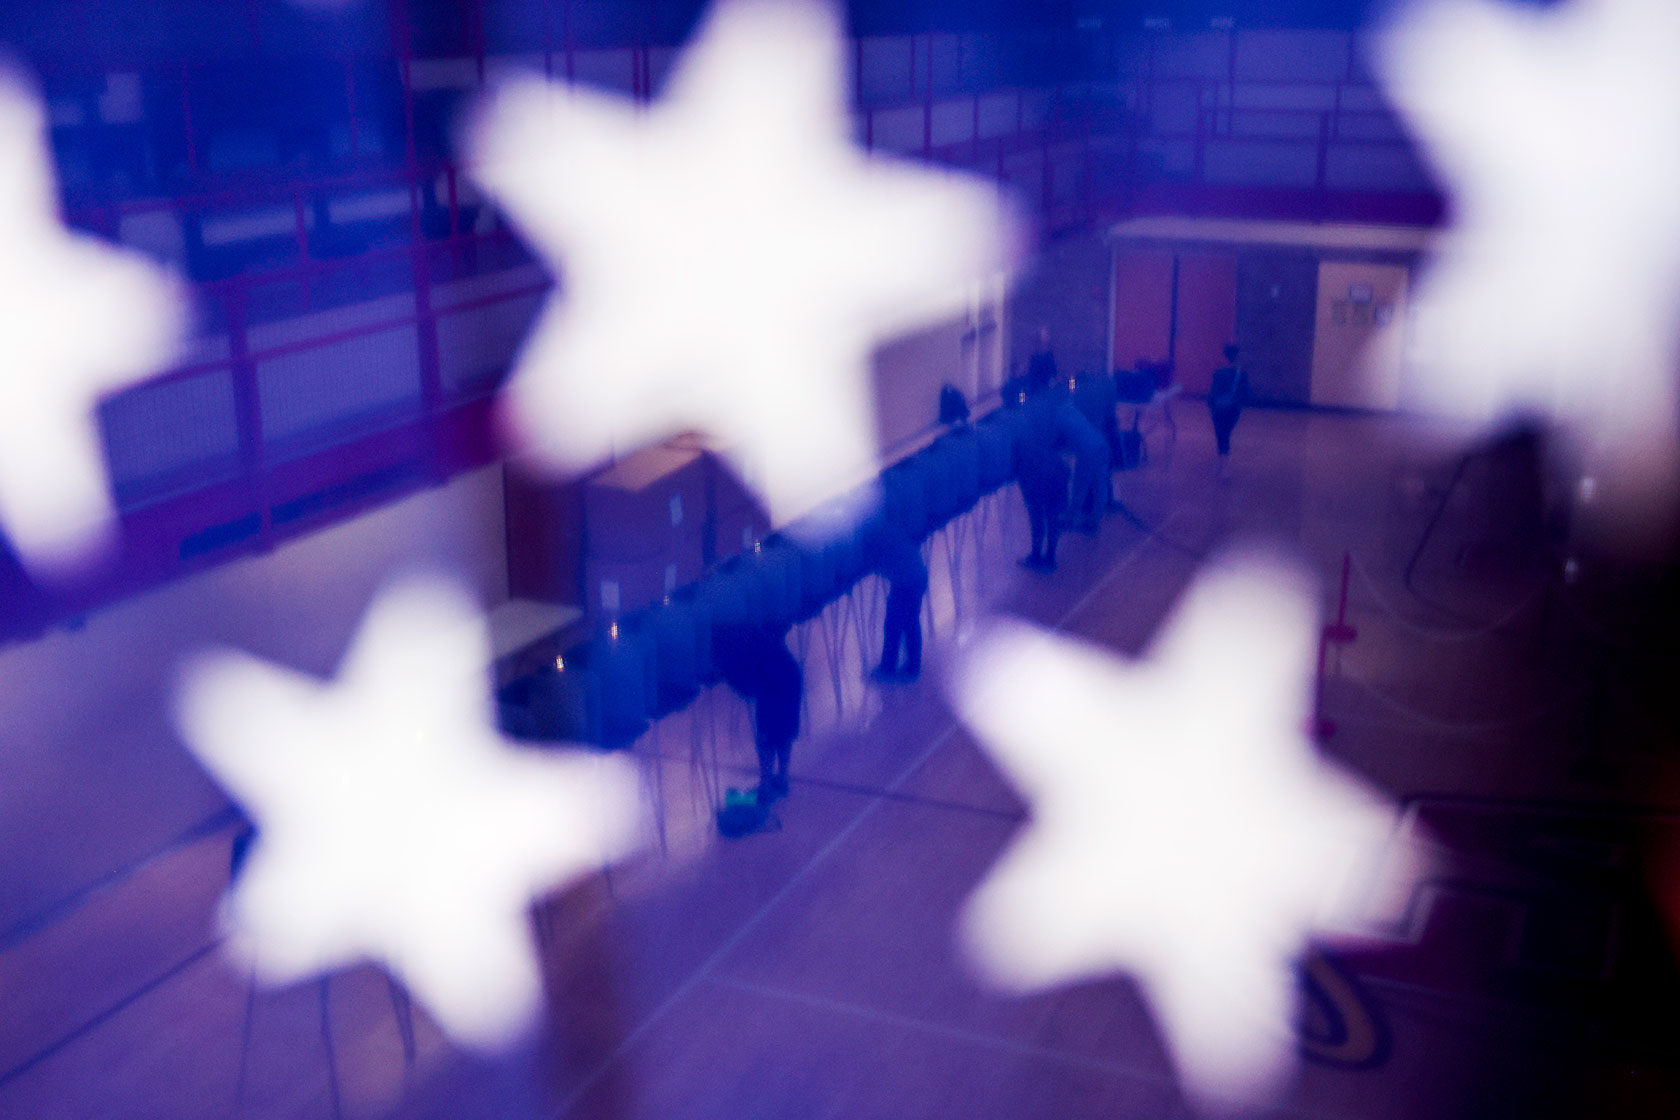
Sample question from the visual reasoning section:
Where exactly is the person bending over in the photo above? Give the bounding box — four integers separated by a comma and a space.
1073, 369, 1124, 504
713, 624, 803, 805
1057, 395, 1110, 535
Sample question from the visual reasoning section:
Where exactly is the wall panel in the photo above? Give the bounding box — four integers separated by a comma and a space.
1110, 248, 1175, 371
1235, 250, 1320, 404
1311, 260, 1410, 409
1173, 253, 1239, 394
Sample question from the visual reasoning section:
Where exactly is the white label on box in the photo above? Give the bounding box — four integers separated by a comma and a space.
664, 563, 678, 593
669, 494, 683, 527
600, 579, 621, 613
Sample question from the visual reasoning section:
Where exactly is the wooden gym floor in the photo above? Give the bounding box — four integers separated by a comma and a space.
6, 405, 1680, 1119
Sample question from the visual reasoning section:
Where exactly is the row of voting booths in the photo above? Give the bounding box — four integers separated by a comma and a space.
496, 403, 1026, 752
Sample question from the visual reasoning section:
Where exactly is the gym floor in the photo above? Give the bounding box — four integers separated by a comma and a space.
7, 404, 1680, 1119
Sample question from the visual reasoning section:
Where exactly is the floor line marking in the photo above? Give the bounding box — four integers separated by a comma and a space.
0, 806, 243, 954
705, 973, 1171, 1084
0, 940, 221, 1091
703, 975, 1345, 1120
552, 514, 1176, 1117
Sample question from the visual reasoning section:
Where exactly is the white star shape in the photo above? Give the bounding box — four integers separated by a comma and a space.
467, 0, 1017, 526
948, 555, 1400, 1107
1377, 0, 1680, 514
172, 575, 644, 1048
0, 73, 183, 573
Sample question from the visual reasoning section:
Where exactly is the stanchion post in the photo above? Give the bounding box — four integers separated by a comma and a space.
1312, 628, 1336, 741
1324, 550, 1358, 644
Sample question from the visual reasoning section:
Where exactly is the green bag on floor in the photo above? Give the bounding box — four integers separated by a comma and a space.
717, 788, 780, 838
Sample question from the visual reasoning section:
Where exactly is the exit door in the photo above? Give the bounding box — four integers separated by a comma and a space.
1310, 261, 1410, 410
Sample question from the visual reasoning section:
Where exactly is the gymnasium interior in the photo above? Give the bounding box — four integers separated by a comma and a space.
4, 0, 1679, 1117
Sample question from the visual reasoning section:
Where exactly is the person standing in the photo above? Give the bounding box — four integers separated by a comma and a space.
1026, 325, 1060, 389
712, 624, 803, 805
1015, 363, 1070, 572
1208, 343, 1250, 481
867, 519, 929, 682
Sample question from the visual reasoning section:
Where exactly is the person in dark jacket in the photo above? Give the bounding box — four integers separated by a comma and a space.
1058, 395, 1110, 534
1015, 363, 1070, 572
1026, 325, 1060, 389
1208, 343, 1250, 481
938, 383, 970, 428
713, 624, 803, 804
866, 518, 929, 681
1074, 369, 1124, 503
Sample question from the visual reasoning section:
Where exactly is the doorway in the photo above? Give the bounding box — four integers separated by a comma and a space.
1310, 260, 1411, 410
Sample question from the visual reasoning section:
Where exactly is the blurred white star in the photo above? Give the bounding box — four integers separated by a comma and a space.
1377, 0, 1680, 515
173, 575, 644, 1048
948, 555, 1400, 1109
0, 74, 183, 574
468, 0, 1018, 528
